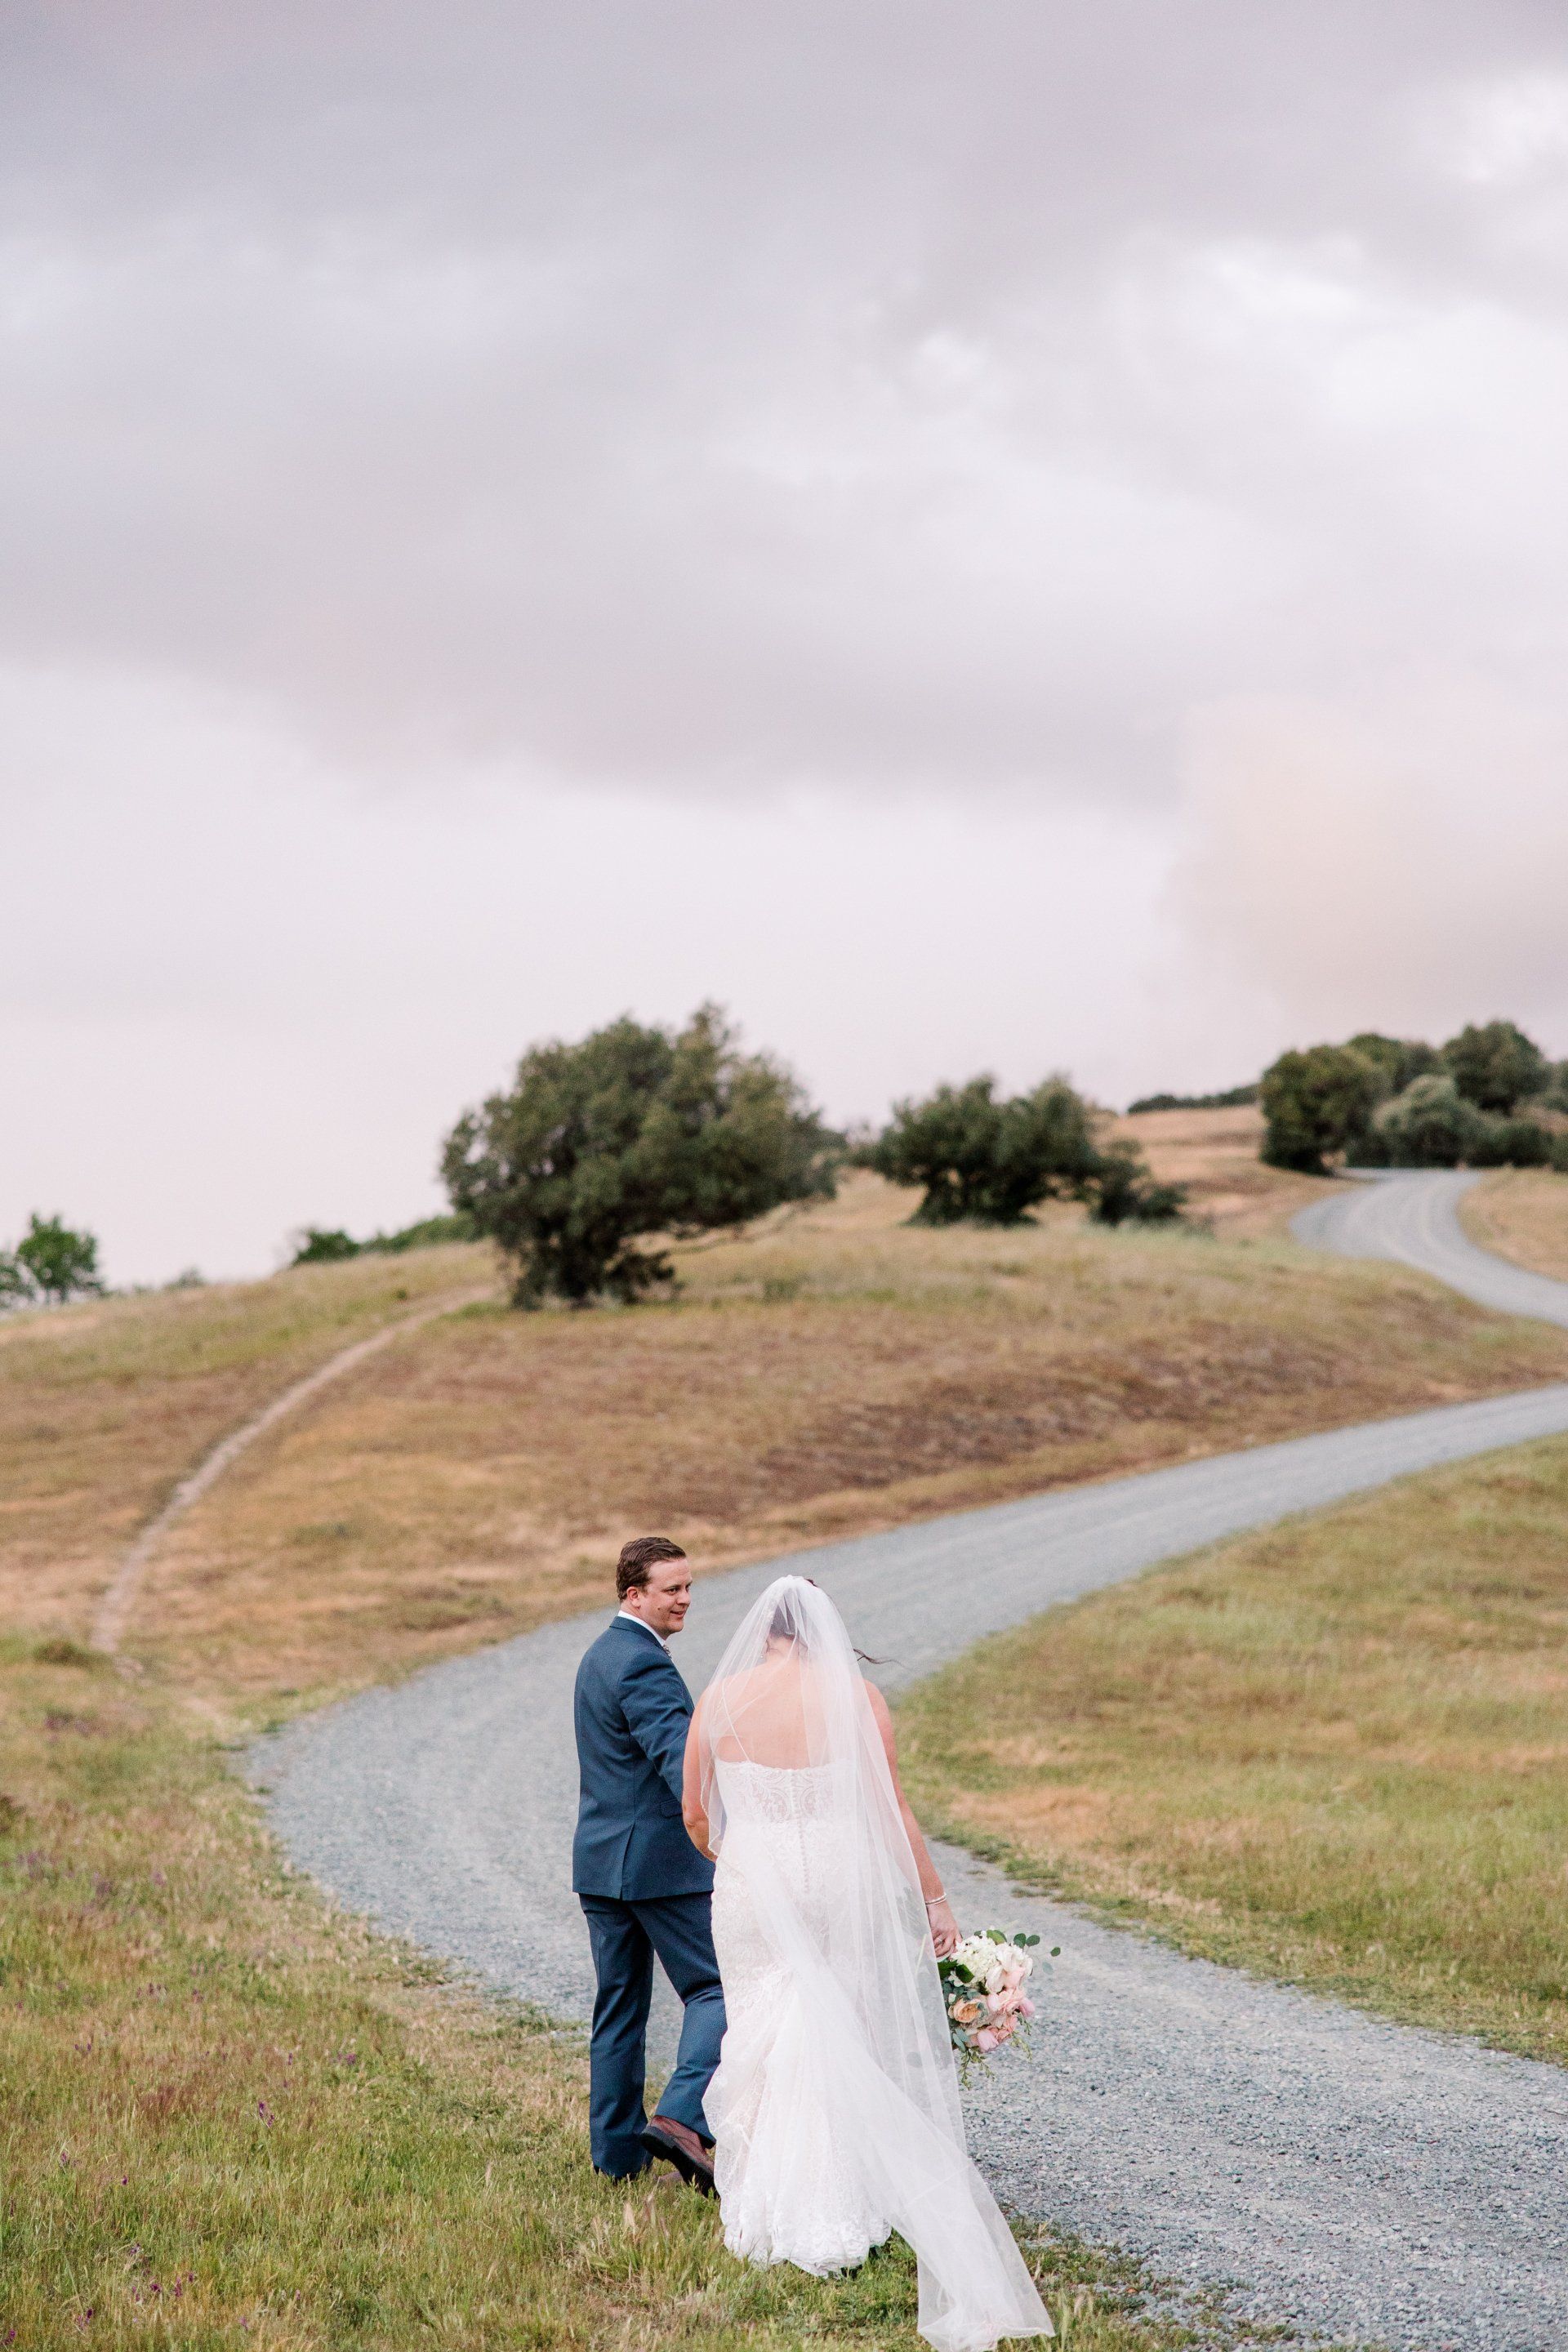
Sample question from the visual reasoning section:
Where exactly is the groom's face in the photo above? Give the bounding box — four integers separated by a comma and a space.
626, 1560, 693, 1638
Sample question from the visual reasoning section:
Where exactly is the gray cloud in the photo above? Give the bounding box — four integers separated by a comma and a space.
5, 2, 1567, 798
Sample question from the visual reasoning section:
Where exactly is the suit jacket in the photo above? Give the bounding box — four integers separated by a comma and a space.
572, 1615, 715, 1900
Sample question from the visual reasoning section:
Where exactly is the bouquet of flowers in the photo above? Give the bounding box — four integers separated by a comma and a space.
938, 1927, 1056, 2081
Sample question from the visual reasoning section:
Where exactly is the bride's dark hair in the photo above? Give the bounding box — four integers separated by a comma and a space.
768, 1579, 885, 1666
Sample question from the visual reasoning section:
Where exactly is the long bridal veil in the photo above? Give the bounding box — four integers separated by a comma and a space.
697, 1575, 1051, 2352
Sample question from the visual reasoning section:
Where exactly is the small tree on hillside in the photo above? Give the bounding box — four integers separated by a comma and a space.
862, 1076, 1183, 1226
862, 1077, 1100, 1224
442, 1005, 838, 1306
1089, 1146, 1187, 1226
1441, 1020, 1549, 1114
1259, 1045, 1383, 1173
290, 1227, 361, 1265
0, 1214, 105, 1307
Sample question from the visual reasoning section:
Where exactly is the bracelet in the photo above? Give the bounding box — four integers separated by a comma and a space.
924, 1892, 947, 1909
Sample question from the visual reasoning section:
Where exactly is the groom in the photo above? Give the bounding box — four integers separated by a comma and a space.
572, 1535, 724, 2189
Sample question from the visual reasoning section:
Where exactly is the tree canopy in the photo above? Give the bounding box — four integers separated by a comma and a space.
441, 1005, 838, 1306
1440, 1020, 1549, 1115
1343, 1032, 1440, 1095
0, 1213, 105, 1308
1259, 1045, 1384, 1174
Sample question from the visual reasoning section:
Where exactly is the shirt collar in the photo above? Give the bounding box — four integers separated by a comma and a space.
616, 1606, 670, 1653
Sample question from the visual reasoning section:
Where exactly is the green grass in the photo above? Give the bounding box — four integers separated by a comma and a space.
0, 1640, 1315, 2350
897, 1436, 1568, 2064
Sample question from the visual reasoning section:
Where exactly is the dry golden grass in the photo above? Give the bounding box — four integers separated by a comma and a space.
898, 1435, 1568, 2065
1109, 1105, 1329, 1237
0, 1246, 496, 1642
0, 1640, 1283, 2352
118, 1173, 1568, 1699
1462, 1167, 1568, 1281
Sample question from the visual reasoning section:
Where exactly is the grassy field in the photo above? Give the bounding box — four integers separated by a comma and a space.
0, 1638, 1291, 2351
6, 1129, 1564, 2345
897, 1434, 1568, 2066
100, 1169, 1568, 1701
1463, 1167, 1568, 1282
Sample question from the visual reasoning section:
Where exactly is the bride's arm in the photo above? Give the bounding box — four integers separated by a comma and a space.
864, 1682, 960, 1958
682, 1695, 717, 1860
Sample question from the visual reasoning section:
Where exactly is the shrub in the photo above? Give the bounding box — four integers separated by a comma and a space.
1259, 1046, 1383, 1173
375, 1212, 478, 1254
291, 1227, 362, 1265
288, 1213, 479, 1267
442, 1004, 838, 1306
1125, 1084, 1259, 1113
1349, 1077, 1560, 1171
1468, 1116, 1556, 1169
862, 1076, 1183, 1227
1441, 1020, 1549, 1114
1365, 1074, 1495, 1167
1089, 1147, 1187, 1226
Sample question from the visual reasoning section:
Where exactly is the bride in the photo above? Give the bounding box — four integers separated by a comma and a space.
681, 1574, 1052, 2352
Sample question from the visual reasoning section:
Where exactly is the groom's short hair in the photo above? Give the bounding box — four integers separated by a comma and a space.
616, 1535, 687, 1599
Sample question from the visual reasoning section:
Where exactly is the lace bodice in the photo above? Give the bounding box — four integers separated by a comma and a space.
714, 1757, 846, 1822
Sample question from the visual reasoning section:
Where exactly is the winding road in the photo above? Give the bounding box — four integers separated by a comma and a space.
252, 1172, 1568, 2350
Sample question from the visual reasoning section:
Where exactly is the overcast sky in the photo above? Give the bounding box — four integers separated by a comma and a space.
5, 1, 1568, 1284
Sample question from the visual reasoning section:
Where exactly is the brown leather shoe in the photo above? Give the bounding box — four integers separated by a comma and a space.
640, 2115, 715, 2195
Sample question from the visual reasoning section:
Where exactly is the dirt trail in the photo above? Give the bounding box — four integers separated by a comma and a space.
91, 1285, 492, 1651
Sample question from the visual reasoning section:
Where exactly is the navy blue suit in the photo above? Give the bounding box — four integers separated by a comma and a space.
572, 1614, 725, 2176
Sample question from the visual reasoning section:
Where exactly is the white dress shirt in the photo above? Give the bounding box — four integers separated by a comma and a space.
616, 1606, 670, 1653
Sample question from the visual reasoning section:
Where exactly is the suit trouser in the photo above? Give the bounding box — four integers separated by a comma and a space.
578, 1891, 726, 2178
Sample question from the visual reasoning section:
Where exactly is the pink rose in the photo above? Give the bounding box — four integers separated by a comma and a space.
975, 2029, 998, 2052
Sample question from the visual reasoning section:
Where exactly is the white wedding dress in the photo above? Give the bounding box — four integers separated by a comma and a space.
697, 1577, 1051, 2352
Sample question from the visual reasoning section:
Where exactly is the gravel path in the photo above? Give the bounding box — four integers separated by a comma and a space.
252, 1177, 1568, 2350
1294, 1168, 1568, 1329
